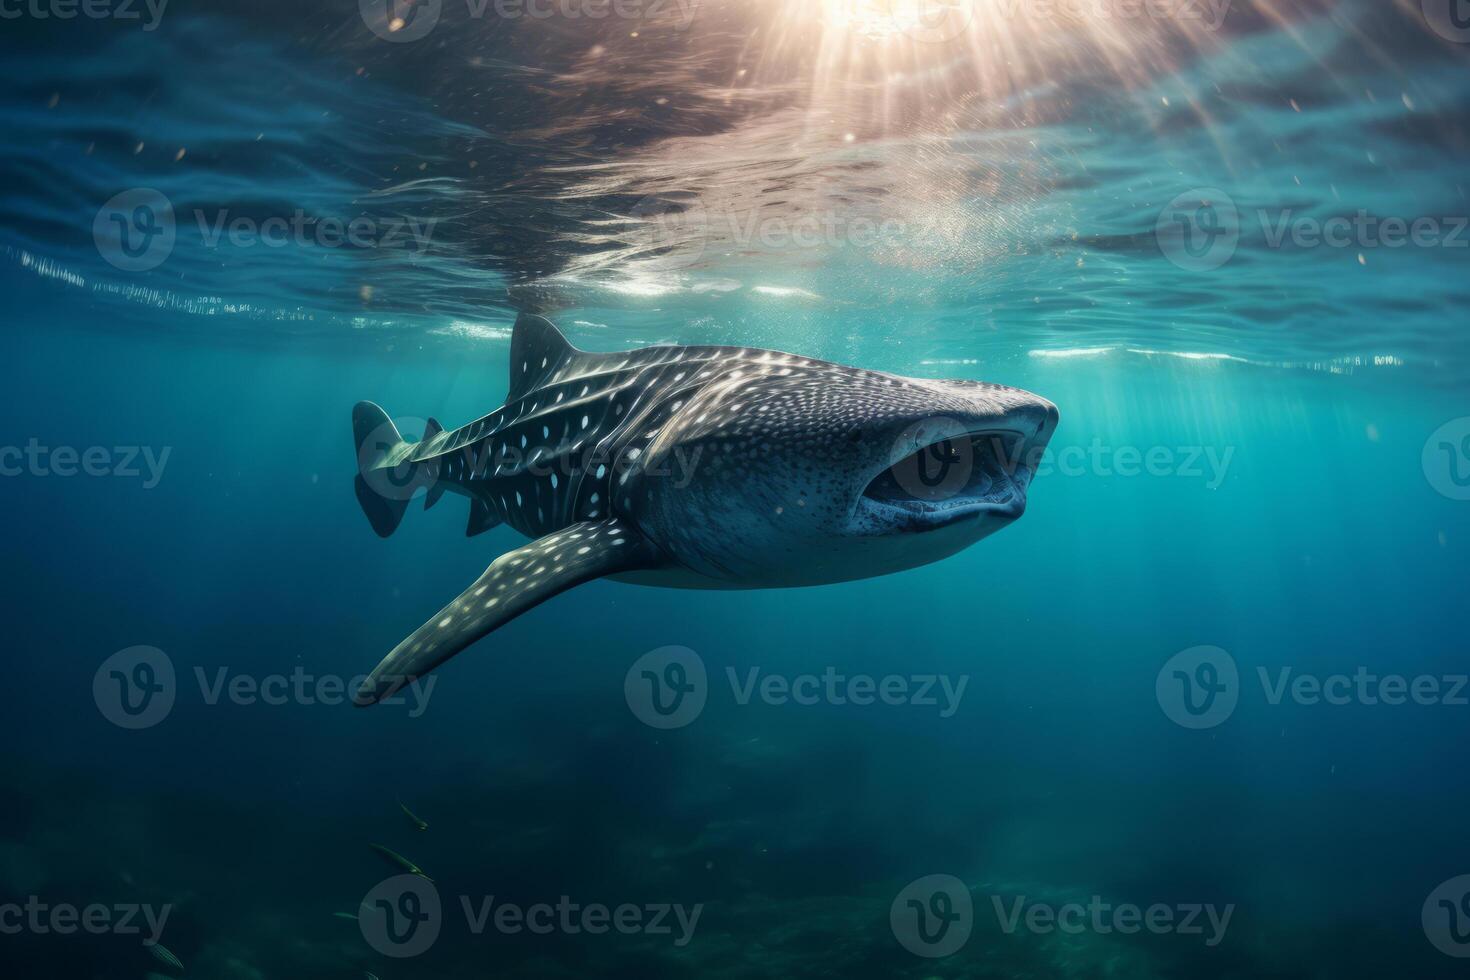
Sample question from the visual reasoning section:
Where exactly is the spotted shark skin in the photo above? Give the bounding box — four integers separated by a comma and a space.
351, 314, 1059, 705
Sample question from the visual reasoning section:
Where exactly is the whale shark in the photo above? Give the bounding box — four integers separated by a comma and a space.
351, 314, 1059, 705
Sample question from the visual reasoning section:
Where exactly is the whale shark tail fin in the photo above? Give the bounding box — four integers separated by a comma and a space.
507, 313, 581, 401
353, 400, 413, 539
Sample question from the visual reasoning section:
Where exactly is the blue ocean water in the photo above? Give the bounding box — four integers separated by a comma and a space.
2, 1, 1468, 978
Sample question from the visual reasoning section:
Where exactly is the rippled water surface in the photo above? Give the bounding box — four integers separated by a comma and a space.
2, 2, 1468, 978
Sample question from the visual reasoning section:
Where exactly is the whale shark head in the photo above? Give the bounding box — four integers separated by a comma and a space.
626, 364, 1059, 587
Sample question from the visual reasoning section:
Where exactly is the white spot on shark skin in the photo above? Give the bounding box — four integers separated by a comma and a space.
551, 474, 559, 489
439, 616, 452, 628
581, 415, 590, 429
596, 465, 607, 479
521, 435, 528, 449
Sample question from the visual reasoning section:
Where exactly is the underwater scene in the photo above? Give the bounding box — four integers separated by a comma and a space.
2, 0, 1469, 977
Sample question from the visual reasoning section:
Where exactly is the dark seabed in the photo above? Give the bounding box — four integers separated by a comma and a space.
2, 1, 1469, 978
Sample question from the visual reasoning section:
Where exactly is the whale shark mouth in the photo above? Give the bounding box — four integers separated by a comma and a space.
858, 430, 1034, 531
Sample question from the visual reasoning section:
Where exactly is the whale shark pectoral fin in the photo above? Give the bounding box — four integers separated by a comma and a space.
466, 497, 501, 537
354, 518, 659, 707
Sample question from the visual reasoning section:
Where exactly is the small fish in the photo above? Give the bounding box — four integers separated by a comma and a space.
333, 911, 359, 921
369, 843, 432, 882
365, 973, 381, 980
145, 941, 185, 976
397, 799, 428, 832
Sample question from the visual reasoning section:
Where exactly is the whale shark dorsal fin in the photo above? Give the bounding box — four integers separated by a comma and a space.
508, 313, 579, 401
354, 518, 659, 706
